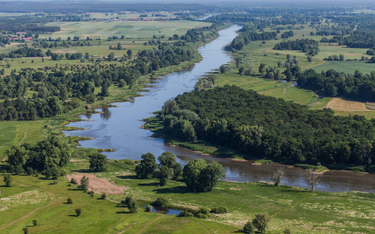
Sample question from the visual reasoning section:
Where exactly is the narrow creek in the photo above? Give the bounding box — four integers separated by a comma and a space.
64, 25, 375, 193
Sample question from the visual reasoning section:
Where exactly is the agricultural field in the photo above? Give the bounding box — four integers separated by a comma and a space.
41, 20, 211, 40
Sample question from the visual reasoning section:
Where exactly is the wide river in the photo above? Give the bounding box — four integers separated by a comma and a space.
65, 25, 375, 193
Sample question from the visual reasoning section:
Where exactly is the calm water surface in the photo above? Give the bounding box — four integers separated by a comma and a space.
65, 25, 375, 193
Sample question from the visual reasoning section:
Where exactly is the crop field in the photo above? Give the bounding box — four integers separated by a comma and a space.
41, 20, 211, 40
326, 98, 371, 112
313, 61, 375, 74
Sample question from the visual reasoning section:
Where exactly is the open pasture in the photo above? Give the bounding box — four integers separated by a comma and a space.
41, 20, 211, 40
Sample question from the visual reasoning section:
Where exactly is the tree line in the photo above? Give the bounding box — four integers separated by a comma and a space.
273, 39, 319, 56
157, 85, 375, 168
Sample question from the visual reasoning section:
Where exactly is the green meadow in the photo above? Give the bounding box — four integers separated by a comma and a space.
42, 20, 211, 40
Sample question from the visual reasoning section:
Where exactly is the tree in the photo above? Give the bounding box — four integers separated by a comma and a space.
259, 63, 266, 74
158, 152, 182, 179
235, 57, 241, 68
108, 52, 115, 61
127, 49, 133, 58
67, 198, 73, 204
119, 79, 126, 88
307, 55, 313, 62
152, 197, 169, 208
219, 65, 226, 74
32, 220, 38, 226
339, 54, 345, 61
305, 169, 321, 191
243, 221, 255, 234
252, 213, 270, 233
80, 176, 89, 191
272, 167, 285, 186
158, 165, 172, 186
3, 174, 12, 187
101, 193, 107, 200
183, 159, 207, 192
198, 161, 226, 192
89, 153, 107, 172
23, 227, 28, 234
125, 196, 137, 213
135, 153, 157, 179
75, 208, 82, 217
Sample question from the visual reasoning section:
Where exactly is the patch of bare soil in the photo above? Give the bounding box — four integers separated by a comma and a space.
327, 98, 371, 112
66, 173, 127, 195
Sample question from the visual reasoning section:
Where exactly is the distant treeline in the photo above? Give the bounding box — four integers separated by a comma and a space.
159, 85, 375, 167
225, 24, 277, 51
273, 39, 319, 56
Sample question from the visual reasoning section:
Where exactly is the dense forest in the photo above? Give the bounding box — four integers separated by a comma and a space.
158, 86, 375, 167
296, 69, 375, 101
273, 39, 319, 55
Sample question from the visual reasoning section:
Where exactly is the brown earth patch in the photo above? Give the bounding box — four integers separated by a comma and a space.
326, 98, 371, 112
66, 173, 127, 195
53, 49, 77, 54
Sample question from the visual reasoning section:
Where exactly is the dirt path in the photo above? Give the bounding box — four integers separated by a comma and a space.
282, 87, 287, 96
0, 182, 57, 231
19, 132, 27, 146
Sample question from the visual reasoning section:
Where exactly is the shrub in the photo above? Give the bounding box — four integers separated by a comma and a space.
178, 209, 194, 217
152, 197, 169, 208
88, 191, 94, 197
144, 205, 152, 212
210, 206, 228, 214
125, 197, 137, 213
75, 208, 82, 217
197, 208, 210, 215
243, 221, 255, 234
70, 178, 77, 184
284, 228, 292, 234
23, 227, 29, 234
3, 174, 12, 187
32, 220, 38, 226
195, 213, 208, 219
252, 213, 270, 233
101, 193, 106, 200
80, 176, 89, 191
67, 198, 73, 204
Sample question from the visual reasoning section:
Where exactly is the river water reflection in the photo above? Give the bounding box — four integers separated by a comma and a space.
64, 25, 375, 193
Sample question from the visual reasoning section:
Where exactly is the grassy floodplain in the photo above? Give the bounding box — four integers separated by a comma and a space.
42, 20, 212, 40
1, 158, 375, 234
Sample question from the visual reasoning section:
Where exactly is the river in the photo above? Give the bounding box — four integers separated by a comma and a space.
64, 25, 375, 193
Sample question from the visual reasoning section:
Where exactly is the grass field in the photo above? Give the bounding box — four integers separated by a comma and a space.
313, 61, 375, 74
1, 158, 374, 234
0, 121, 46, 161
41, 21, 211, 40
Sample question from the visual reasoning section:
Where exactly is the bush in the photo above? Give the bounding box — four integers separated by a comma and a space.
252, 213, 270, 233
67, 198, 73, 204
32, 220, 38, 226
195, 213, 208, 219
3, 174, 12, 187
125, 196, 137, 213
243, 221, 255, 234
75, 208, 82, 217
210, 206, 228, 214
144, 205, 152, 212
152, 197, 169, 208
179, 209, 194, 217
70, 178, 77, 184
101, 193, 106, 200
284, 228, 292, 234
88, 191, 94, 197
23, 227, 29, 234
197, 207, 210, 215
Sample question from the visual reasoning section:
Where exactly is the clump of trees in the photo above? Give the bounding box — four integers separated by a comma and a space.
89, 153, 107, 172
6, 136, 71, 178
274, 39, 319, 56
243, 213, 270, 233
135, 152, 225, 192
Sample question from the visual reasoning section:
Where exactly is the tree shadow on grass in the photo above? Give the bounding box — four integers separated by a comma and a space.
138, 182, 159, 187
116, 175, 138, 180
68, 215, 79, 217
116, 211, 133, 214
152, 186, 190, 194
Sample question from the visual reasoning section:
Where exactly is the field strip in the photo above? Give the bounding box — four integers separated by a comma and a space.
271, 193, 317, 217
327, 98, 371, 112
135, 215, 162, 234
0, 182, 57, 231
